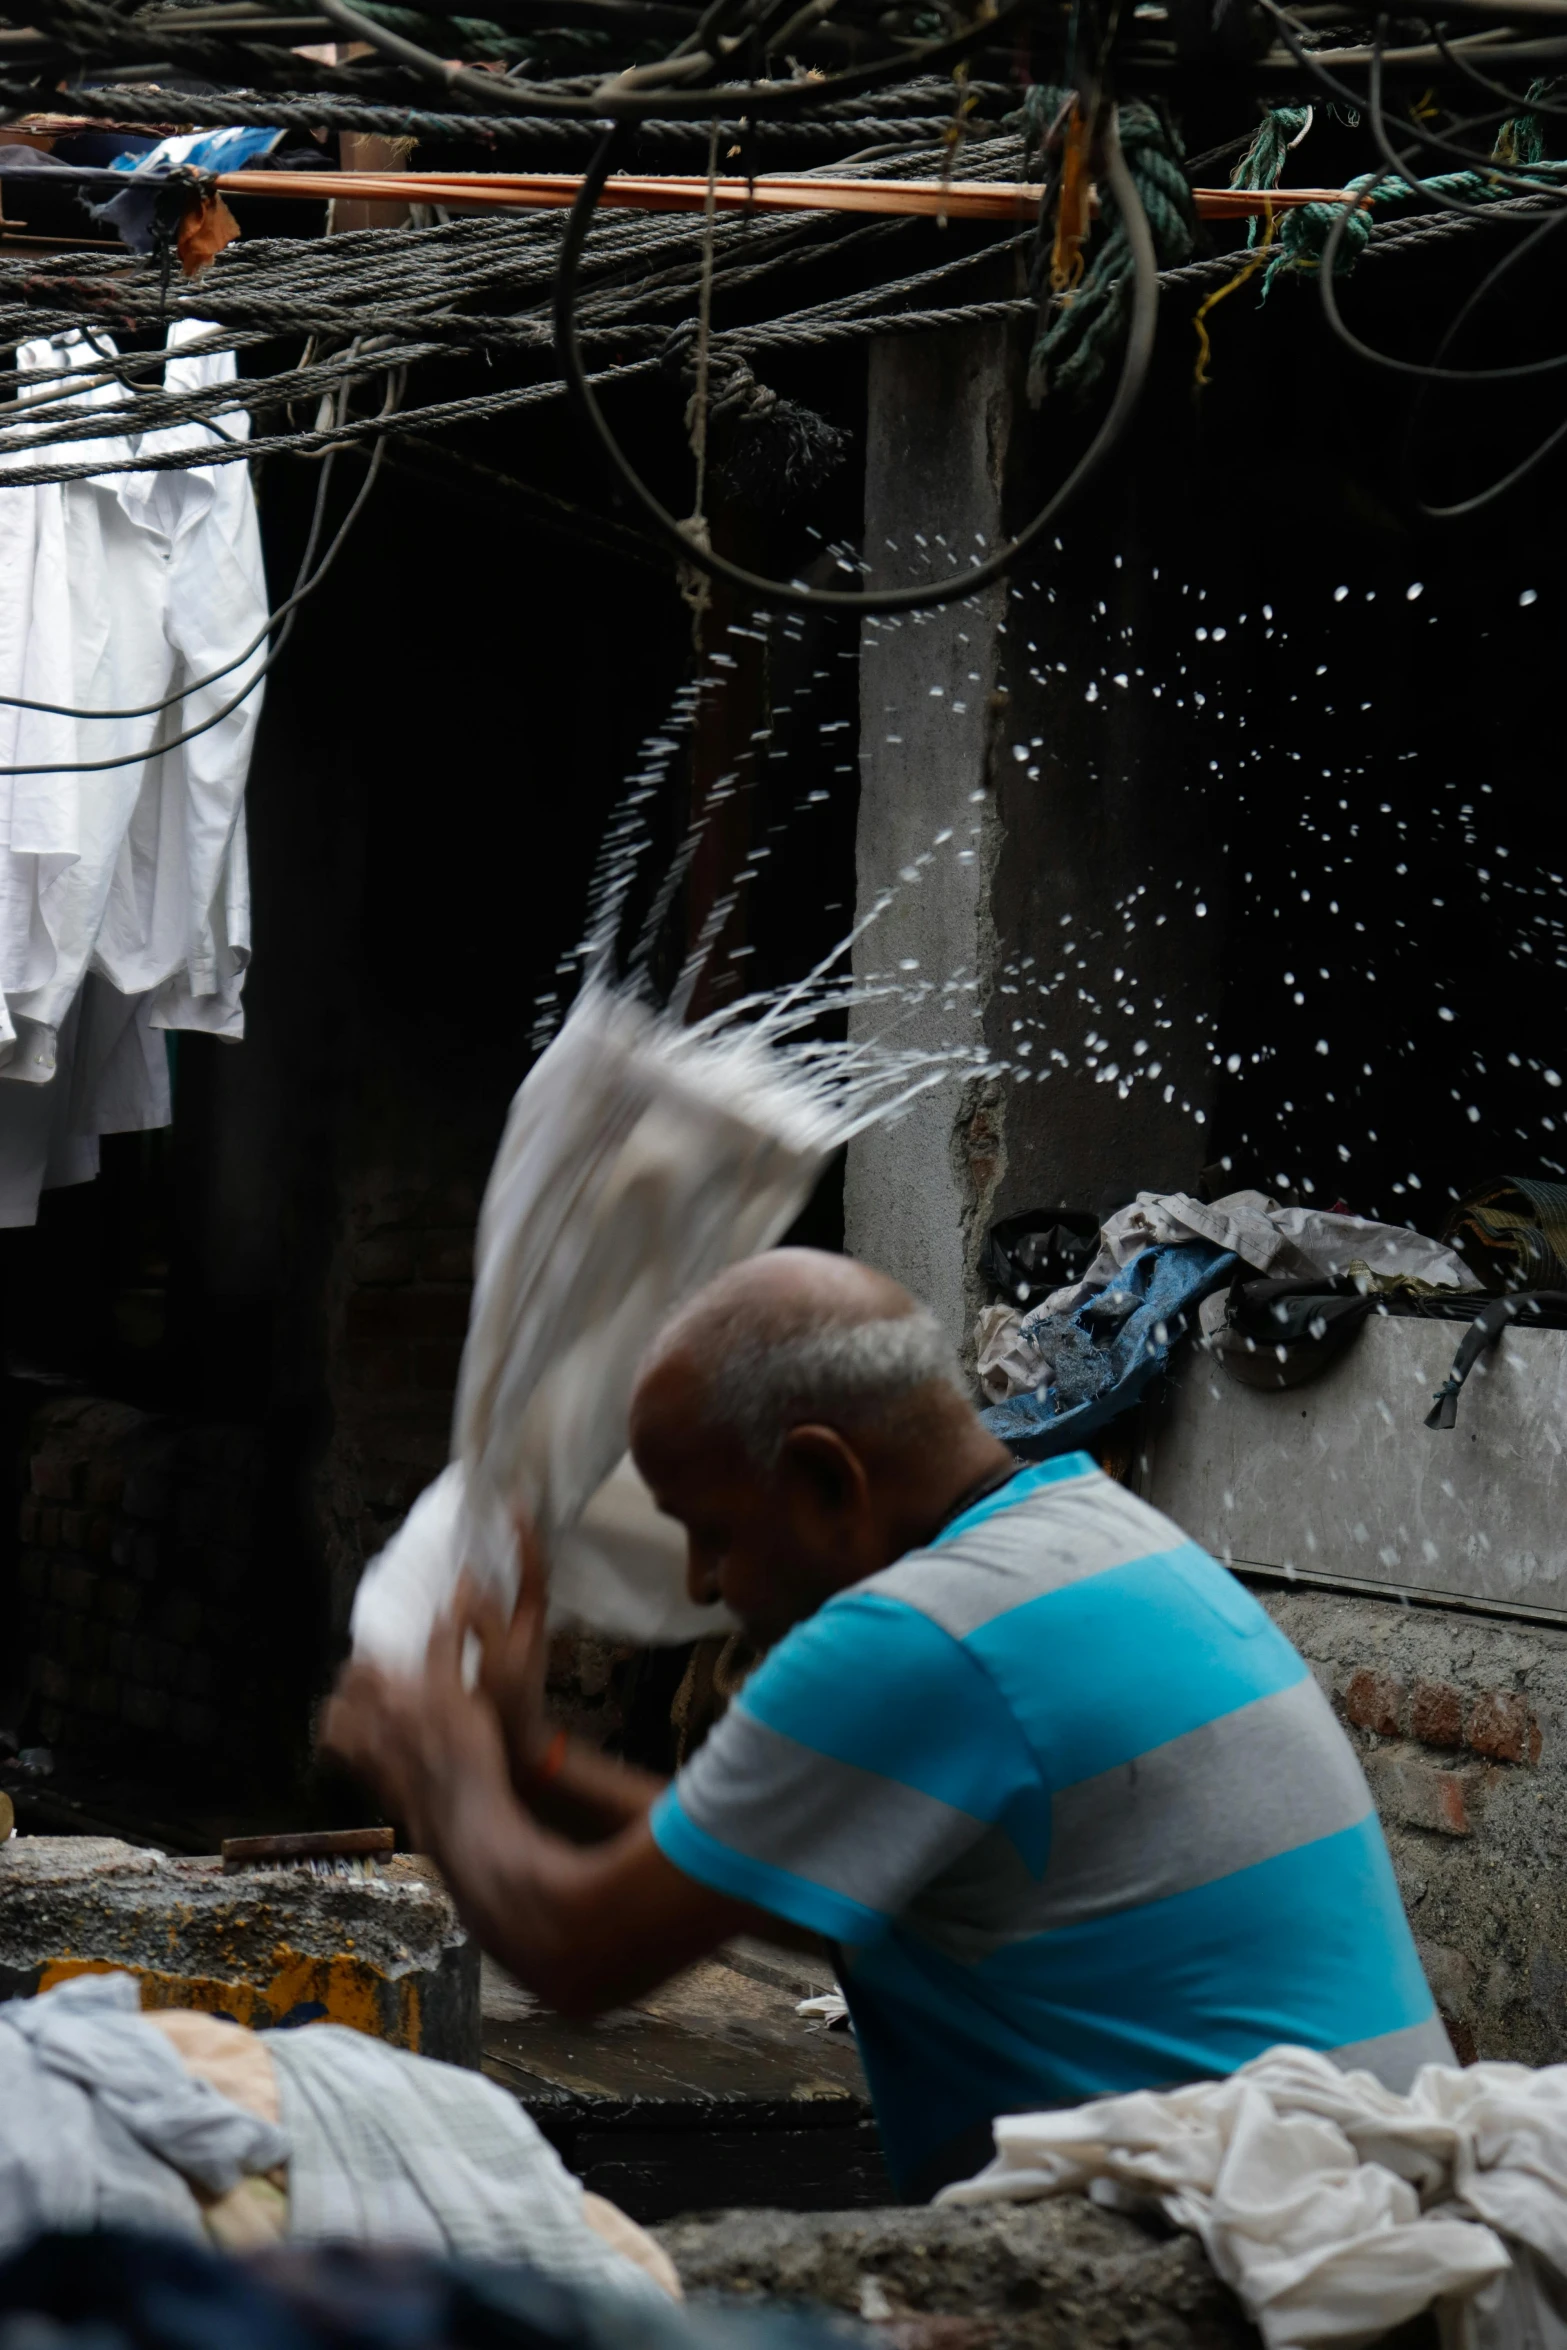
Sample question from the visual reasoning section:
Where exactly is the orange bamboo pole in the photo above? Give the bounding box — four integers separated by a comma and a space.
212, 166, 1361, 222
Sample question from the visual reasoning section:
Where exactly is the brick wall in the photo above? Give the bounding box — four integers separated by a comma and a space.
1261, 1584, 1565, 2066
16, 1397, 279, 1773
315, 1164, 634, 1750
317, 1165, 482, 1643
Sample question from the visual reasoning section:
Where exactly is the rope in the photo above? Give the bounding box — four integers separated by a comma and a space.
0, 152, 1554, 482
1261, 158, 1567, 291
1493, 77, 1560, 167
1027, 96, 1196, 403
1230, 103, 1311, 244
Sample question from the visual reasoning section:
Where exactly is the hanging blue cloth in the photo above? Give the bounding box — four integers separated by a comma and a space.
980, 1240, 1237, 1459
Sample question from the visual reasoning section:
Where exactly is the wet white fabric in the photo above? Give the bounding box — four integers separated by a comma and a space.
935, 2045, 1567, 2350
0, 1968, 288, 2257
351, 982, 854, 1661
0, 324, 263, 1221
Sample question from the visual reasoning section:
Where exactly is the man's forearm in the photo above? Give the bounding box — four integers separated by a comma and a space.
515, 1734, 666, 1844
420, 1772, 749, 2018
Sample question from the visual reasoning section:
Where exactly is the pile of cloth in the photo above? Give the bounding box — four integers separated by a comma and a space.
0, 1970, 678, 2308
940, 2043, 1567, 2350
976, 1189, 1480, 1455
0, 324, 264, 1230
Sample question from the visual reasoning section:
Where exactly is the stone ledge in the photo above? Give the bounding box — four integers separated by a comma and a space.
657, 2201, 1260, 2350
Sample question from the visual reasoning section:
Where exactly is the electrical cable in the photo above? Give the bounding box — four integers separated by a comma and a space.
1307, 38, 1567, 382
309, 0, 1025, 118
1257, 0, 1567, 192
0, 360, 384, 719
0, 430, 385, 772
552, 103, 1161, 613
1405, 206, 1567, 510
1425, 15, 1567, 113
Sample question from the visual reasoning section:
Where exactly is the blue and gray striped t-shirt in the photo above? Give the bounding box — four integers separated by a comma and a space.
651, 1453, 1448, 2196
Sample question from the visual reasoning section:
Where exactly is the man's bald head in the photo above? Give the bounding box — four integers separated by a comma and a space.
632, 1249, 966, 1473
629, 1250, 1009, 1646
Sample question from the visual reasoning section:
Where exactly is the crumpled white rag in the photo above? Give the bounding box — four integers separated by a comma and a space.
936, 2045, 1567, 2350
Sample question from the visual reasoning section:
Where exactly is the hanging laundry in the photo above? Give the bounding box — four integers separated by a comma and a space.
0, 322, 266, 1226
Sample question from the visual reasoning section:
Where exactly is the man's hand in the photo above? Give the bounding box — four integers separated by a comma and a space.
319, 1606, 512, 1854
321, 1571, 773, 2018
456, 1521, 553, 1786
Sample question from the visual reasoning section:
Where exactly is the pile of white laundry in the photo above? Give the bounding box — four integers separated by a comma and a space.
0, 324, 266, 1228
940, 2046, 1567, 2350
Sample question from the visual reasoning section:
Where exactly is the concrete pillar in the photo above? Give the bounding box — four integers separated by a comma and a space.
845, 325, 1225, 1351
844, 326, 1011, 1345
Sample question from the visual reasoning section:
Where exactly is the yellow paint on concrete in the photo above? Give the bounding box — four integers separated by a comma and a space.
36, 1952, 422, 2045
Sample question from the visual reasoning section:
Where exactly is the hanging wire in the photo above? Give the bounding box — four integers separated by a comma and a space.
552, 104, 1162, 614
309, 0, 1026, 120
0, 431, 387, 773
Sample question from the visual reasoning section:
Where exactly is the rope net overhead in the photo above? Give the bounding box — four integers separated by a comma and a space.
0, 0, 1561, 568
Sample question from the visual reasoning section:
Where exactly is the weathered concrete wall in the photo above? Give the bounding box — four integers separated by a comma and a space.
845, 325, 1011, 1345
846, 328, 1223, 1345
660, 2200, 1257, 2350
1257, 1581, 1567, 2066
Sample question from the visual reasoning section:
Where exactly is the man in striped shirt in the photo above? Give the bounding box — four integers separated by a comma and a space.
324, 1248, 1449, 2201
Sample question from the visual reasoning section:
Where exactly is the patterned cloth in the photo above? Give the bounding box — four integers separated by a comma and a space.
263, 2024, 670, 2312
652, 1457, 1449, 2198
0, 1970, 287, 2256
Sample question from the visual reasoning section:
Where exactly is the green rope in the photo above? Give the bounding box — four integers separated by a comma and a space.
1231, 105, 1311, 245
1261, 156, 1567, 293
1025, 95, 1195, 403
1494, 78, 1559, 167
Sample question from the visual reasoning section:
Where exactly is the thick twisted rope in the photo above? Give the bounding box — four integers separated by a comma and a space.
1028, 97, 1195, 402
1261, 156, 1567, 289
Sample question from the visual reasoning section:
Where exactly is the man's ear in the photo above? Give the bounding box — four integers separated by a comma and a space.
777, 1424, 869, 1520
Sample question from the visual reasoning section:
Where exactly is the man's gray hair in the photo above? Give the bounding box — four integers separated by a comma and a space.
701, 1306, 967, 1470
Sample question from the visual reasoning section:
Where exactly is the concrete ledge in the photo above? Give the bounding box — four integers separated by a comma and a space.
657, 2200, 1259, 2350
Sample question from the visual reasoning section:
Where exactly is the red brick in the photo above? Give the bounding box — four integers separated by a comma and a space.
416, 1230, 474, 1285
1369, 1751, 1473, 1836
412, 1340, 463, 1392
1345, 1668, 1404, 1738
342, 1345, 412, 1396
17, 1498, 38, 1543
36, 1506, 60, 1550
29, 1655, 69, 1704
346, 1287, 469, 1347
30, 1454, 80, 1503
60, 1507, 91, 1549
352, 1235, 416, 1285
83, 1461, 125, 1510
1468, 1689, 1532, 1765
1410, 1681, 1464, 1748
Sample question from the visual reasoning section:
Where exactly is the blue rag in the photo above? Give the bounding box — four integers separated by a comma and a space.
981, 1240, 1236, 1459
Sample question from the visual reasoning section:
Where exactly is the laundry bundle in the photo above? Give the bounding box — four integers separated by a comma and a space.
0, 324, 265, 1227
940, 2044, 1567, 2350
0, 1969, 677, 2306
351, 976, 949, 1658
